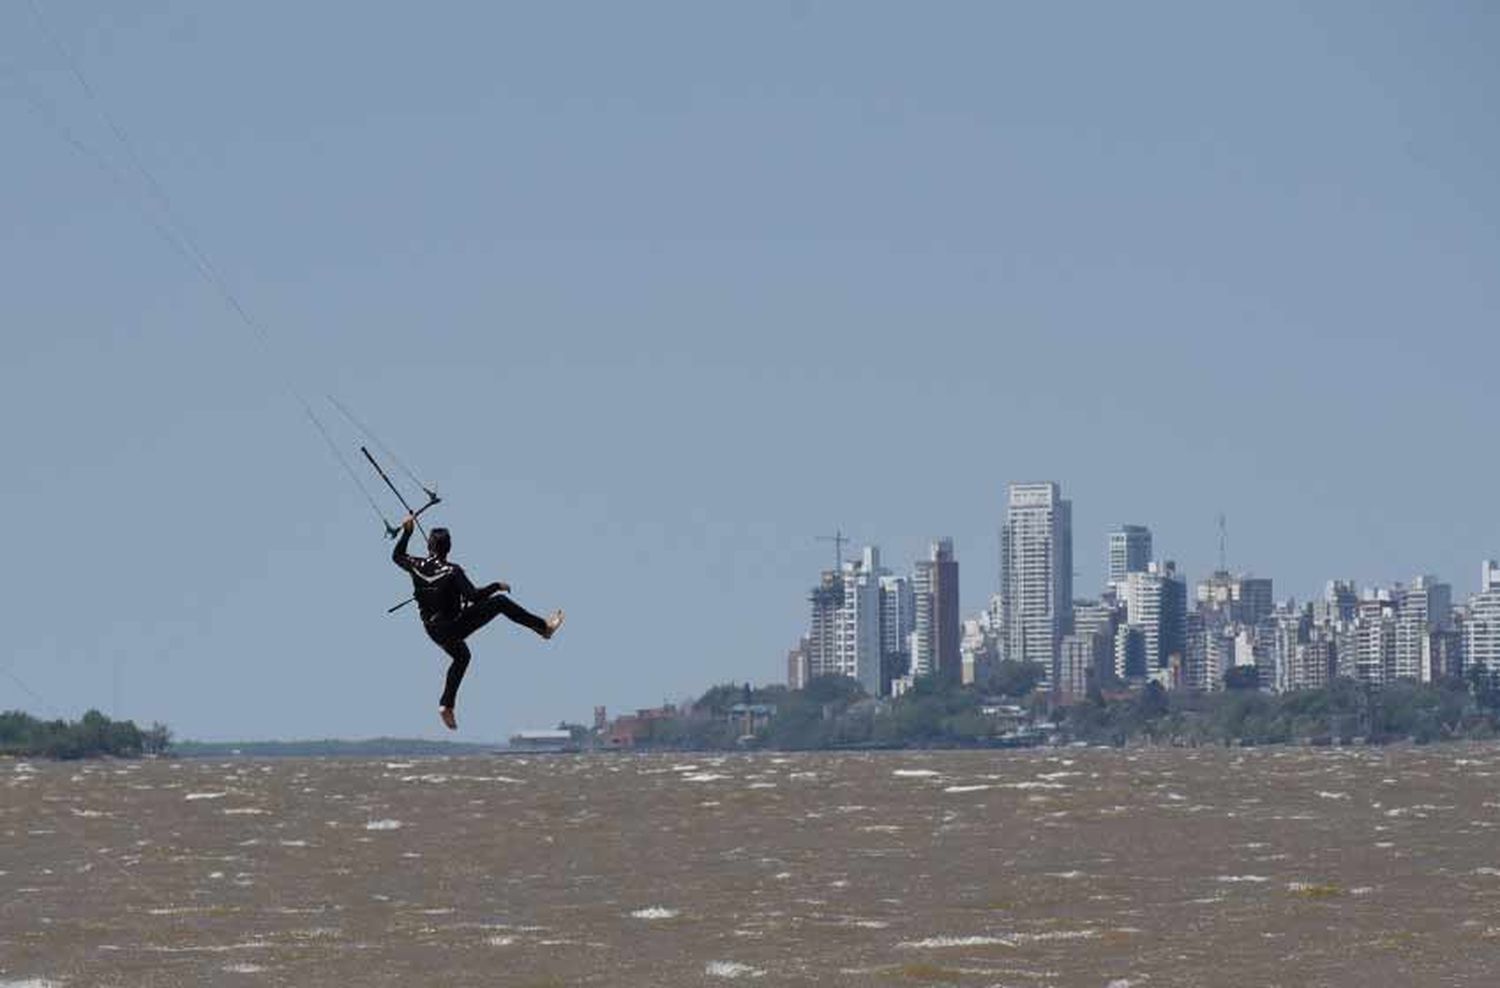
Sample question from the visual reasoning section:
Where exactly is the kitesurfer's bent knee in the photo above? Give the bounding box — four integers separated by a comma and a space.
455, 591, 550, 639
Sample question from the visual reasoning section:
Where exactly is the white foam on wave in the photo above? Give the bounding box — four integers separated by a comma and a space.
185, 792, 228, 801
682, 773, 730, 782
897, 934, 1010, 949
222, 808, 269, 816
222, 964, 265, 974
892, 769, 940, 778
0, 980, 65, 988
1316, 791, 1349, 800
705, 960, 765, 978
148, 906, 212, 915
143, 941, 270, 954
1215, 875, 1270, 883
943, 784, 991, 793
630, 906, 679, 919
364, 819, 403, 831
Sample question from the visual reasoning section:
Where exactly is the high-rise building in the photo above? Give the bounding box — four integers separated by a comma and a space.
1125, 561, 1188, 676
903, 539, 961, 688
1395, 576, 1452, 682
1114, 625, 1147, 680
806, 572, 843, 681
832, 547, 883, 697
930, 539, 961, 686
1108, 525, 1153, 592
910, 560, 934, 680
786, 639, 810, 691
1058, 632, 1108, 700
1270, 604, 1312, 693
1184, 612, 1234, 692
1196, 572, 1274, 626
1352, 590, 1399, 685
879, 574, 915, 695
960, 617, 997, 687
1074, 598, 1123, 655
1001, 482, 1073, 686
1315, 580, 1358, 626
1234, 578, 1275, 627
1468, 566, 1500, 684
1291, 635, 1334, 691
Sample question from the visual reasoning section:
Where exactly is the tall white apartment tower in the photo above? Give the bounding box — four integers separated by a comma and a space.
833, 547, 883, 697
1001, 482, 1074, 684
910, 560, 935, 679
1468, 562, 1500, 683
1395, 576, 1452, 682
879, 574, 915, 694
1108, 525, 1152, 592
1124, 561, 1188, 676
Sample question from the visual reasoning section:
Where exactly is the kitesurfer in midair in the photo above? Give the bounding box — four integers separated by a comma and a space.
392, 514, 564, 730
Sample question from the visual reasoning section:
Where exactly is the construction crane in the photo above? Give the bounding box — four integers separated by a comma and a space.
816, 530, 850, 572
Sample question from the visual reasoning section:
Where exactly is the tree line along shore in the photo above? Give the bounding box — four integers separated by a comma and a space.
10, 665, 1500, 759
610, 665, 1500, 750
0, 710, 171, 759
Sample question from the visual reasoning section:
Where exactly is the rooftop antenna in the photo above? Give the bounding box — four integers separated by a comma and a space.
816, 530, 850, 571
1217, 512, 1228, 573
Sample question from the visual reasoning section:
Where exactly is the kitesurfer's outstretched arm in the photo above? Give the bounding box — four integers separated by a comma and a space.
392, 514, 418, 571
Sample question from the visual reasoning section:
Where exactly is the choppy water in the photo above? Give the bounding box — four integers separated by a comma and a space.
5, 746, 1500, 986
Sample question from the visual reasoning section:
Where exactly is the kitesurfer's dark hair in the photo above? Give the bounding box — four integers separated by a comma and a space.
428, 527, 451, 557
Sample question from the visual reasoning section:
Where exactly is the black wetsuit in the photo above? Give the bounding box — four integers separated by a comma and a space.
392, 528, 548, 708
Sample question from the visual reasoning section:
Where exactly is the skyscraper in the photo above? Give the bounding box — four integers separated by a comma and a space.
909, 539, 961, 687
1395, 576, 1452, 682
832, 547, 883, 696
931, 539, 961, 686
910, 561, 934, 680
806, 572, 843, 681
1468, 564, 1500, 684
1197, 572, 1273, 626
1108, 525, 1152, 592
879, 574, 915, 695
1001, 482, 1073, 685
1124, 561, 1188, 676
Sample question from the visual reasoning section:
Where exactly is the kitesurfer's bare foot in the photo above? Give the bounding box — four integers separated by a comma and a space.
543, 609, 566, 640
439, 707, 457, 731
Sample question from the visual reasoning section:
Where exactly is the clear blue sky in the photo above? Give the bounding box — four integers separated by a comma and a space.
2, 2, 1496, 740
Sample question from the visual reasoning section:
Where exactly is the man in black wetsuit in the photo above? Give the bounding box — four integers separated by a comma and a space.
392, 514, 564, 730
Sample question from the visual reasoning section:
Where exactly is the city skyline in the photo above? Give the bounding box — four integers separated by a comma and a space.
790, 479, 1500, 701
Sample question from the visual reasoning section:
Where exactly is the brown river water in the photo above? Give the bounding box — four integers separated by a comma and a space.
4, 746, 1500, 986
